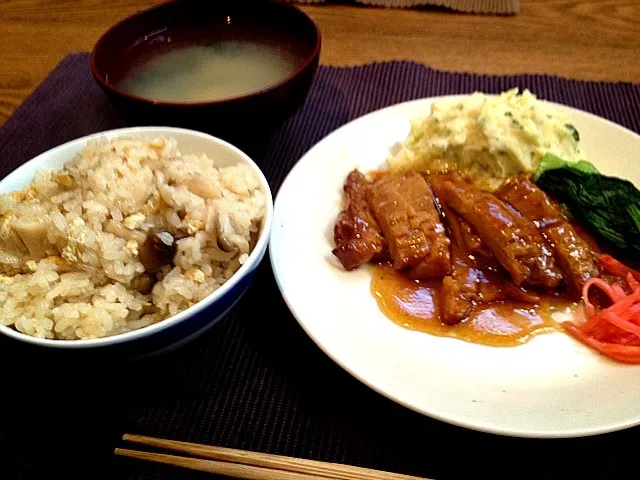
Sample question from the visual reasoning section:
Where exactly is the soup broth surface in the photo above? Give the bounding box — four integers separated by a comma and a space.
117, 42, 298, 102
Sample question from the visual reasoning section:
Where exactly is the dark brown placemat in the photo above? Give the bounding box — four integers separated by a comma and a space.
1, 53, 640, 480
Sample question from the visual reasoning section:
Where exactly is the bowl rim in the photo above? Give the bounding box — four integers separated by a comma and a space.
0, 126, 274, 349
90, 0, 322, 107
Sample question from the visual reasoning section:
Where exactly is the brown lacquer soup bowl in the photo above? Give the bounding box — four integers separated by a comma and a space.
91, 0, 321, 146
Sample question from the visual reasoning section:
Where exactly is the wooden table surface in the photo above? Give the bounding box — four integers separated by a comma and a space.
0, 0, 638, 125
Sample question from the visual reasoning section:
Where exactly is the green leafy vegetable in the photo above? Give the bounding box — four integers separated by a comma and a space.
534, 153, 640, 261
533, 153, 597, 182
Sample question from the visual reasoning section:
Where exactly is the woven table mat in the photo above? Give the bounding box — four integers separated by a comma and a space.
290, 0, 520, 15
1, 54, 640, 480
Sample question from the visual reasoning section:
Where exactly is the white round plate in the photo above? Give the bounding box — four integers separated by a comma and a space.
270, 96, 640, 438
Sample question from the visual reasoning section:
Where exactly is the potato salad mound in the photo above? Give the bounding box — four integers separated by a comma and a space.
388, 89, 584, 189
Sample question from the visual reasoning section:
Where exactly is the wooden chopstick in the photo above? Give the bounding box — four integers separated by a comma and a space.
118, 434, 429, 480
115, 448, 333, 480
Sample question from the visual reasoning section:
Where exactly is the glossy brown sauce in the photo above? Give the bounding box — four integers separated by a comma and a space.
371, 263, 582, 347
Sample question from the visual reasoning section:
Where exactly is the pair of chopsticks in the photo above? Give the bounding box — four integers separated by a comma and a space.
116, 434, 429, 480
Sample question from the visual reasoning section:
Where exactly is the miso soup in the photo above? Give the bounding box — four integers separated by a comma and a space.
117, 42, 298, 103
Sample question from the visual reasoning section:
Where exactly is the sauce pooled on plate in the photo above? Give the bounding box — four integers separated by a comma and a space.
371, 263, 580, 347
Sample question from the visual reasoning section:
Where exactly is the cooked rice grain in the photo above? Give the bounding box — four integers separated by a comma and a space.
0, 136, 265, 339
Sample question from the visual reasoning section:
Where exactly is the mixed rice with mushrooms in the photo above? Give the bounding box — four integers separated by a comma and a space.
0, 137, 265, 339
